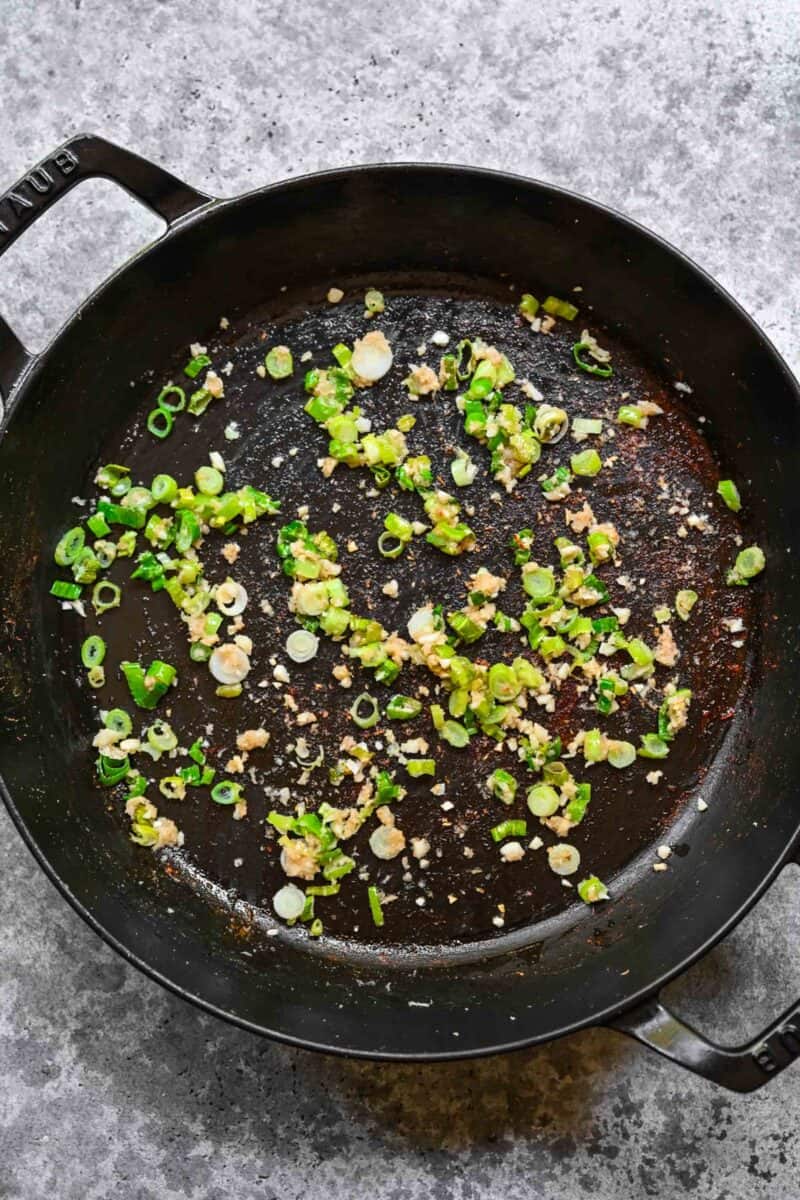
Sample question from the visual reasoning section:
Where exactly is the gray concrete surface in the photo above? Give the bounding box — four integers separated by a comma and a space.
1, 1, 800, 1196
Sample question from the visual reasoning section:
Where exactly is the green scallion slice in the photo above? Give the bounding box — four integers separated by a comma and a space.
570, 448, 603, 477
573, 342, 613, 378
519, 293, 539, 321
675, 589, 698, 621
92, 581, 121, 615
184, 354, 211, 379
81, 635, 106, 669
488, 768, 517, 805
51, 580, 83, 601
406, 759, 435, 778
367, 885, 384, 927
146, 720, 178, 753
490, 818, 527, 842
377, 531, 405, 559
386, 695, 422, 720
717, 479, 741, 512
151, 474, 178, 504
104, 708, 132, 736
156, 385, 186, 412
617, 404, 645, 429
638, 733, 670, 760
265, 346, 294, 379
86, 665, 105, 688
54, 526, 85, 566
727, 545, 765, 586
147, 407, 174, 439
607, 741, 636, 769
578, 875, 609, 903
542, 295, 579, 321
572, 417, 603, 437
195, 465, 224, 496
211, 780, 243, 805
527, 783, 560, 817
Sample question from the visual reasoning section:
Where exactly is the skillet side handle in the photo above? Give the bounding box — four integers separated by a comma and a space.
0, 132, 211, 402
610, 995, 800, 1093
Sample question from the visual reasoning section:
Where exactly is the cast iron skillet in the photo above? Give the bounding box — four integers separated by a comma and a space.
1, 134, 800, 1091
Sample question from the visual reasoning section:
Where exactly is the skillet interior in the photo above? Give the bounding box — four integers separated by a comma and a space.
75, 285, 749, 947
1, 166, 799, 1055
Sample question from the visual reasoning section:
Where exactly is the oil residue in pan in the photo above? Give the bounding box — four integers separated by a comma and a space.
55, 287, 751, 948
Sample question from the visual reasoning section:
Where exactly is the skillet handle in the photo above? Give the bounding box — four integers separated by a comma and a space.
0, 132, 211, 403
610, 851, 800, 1092
610, 995, 800, 1093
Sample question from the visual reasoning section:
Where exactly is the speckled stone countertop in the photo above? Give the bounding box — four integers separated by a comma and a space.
1, 2, 799, 1196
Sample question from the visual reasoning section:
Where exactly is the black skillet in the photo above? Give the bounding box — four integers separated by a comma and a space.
1, 134, 800, 1091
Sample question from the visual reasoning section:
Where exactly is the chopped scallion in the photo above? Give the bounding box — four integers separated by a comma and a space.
81, 635, 106, 669
265, 346, 294, 379
350, 692, 380, 729
386, 695, 422, 720
578, 875, 609, 903
490, 818, 527, 842
211, 780, 243, 805
542, 295, 579, 321
570, 448, 603, 477
406, 759, 435, 778
54, 526, 85, 566
573, 342, 613, 378
367, 885, 384, 927
91, 580, 121, 614
717, 479, 741, 512
50, 580, 82, 600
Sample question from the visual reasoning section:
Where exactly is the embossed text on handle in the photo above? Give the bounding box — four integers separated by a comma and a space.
0, 148, 79, 239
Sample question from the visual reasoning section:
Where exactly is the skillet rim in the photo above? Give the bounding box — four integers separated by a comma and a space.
2, 157, 799, 1059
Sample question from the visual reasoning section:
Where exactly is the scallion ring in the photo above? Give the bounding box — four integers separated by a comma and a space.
573, 342, 613, 378
151, 474, 178, 503
87, 665, 106, 688
81, 635, 106, 669
547, 842, 581, 876
215, 579, 248, 616
195, 465, 224, 496
378, 531, 405, 559
92, 581, 121, 614
527, 783, 560, 817
54, 526, 86, 566
273, 883, 306, 921
350, 692, 380, 729
607, 740, 636, 769
265, 346, 294, 379
104, 708, 132, 736
286, 628, 319, 663
156, 385, 186, 413
209, 643, 251, 685
211, 780, 243, 805
159, 775, 186, 800
147, 407, 174, 439
147, 720, 178, 753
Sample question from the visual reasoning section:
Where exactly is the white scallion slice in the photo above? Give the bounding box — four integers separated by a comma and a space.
451, 452, 477, 487
273, 884, 306, 921
572, 417, 603, 436
209, 643, 251, 685
369, 824, 404, 860
286, 629, 320, 663
216, 579, 248, 616
407, 605, 435, 641
607, 740, 636, 769
350, 330, 393, 382
547, 843, 581, 876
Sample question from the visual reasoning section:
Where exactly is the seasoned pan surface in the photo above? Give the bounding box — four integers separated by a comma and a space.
53, 281, 751, 948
